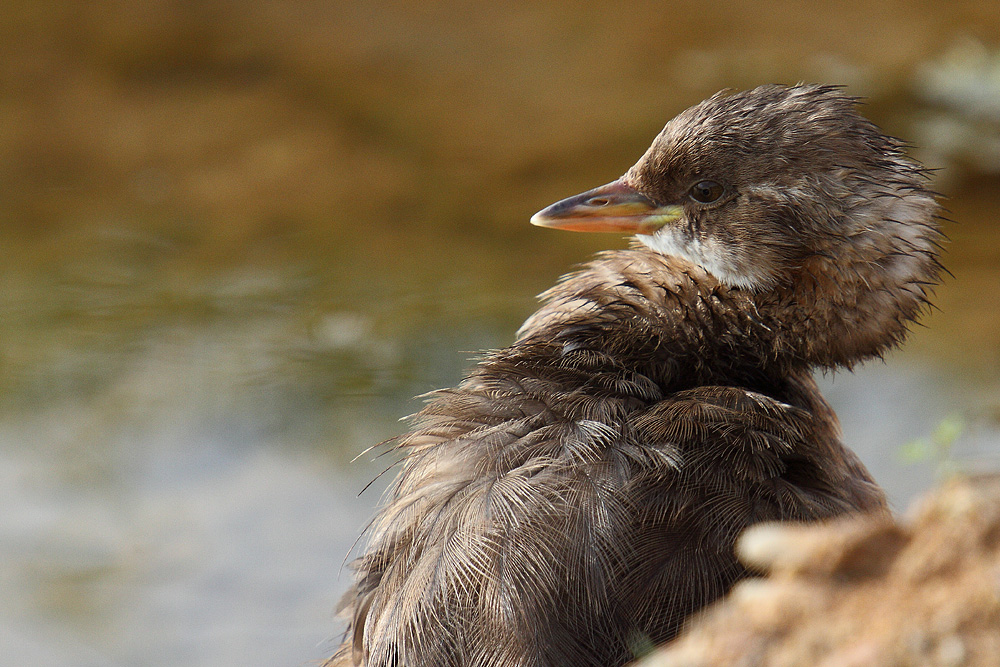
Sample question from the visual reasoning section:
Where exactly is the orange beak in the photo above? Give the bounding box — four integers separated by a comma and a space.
530, 179, 682, 234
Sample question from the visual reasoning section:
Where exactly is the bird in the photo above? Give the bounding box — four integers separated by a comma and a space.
328, 84, 942, 667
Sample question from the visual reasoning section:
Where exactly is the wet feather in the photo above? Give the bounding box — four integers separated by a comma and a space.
329, 84, 942, 667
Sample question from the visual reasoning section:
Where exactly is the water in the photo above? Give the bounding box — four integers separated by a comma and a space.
2, 217, 997, 666
0, 224, 559, 666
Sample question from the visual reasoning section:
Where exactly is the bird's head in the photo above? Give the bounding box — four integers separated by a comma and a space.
531, 84, 943, 365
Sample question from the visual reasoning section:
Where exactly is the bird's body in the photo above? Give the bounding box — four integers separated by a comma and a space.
330, 85, 941, 667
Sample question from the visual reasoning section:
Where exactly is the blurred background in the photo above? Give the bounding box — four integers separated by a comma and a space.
2, 1, 1000, 665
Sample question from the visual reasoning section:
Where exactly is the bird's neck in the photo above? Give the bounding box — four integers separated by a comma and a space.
758, 216, 939, 369
517, 243, 930, 391
516, 248, 787, 394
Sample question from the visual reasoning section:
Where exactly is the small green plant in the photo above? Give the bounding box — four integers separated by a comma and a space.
898, 412, 965, 476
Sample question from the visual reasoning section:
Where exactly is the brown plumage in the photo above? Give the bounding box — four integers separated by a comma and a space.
329, 84, 942, 667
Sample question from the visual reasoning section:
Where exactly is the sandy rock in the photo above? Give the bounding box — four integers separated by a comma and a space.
641, 475, 1000, 667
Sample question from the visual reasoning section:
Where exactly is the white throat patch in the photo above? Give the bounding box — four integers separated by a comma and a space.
637, 227, 766, 290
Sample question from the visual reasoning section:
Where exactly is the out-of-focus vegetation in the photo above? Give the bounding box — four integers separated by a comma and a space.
2, 0, 998, 230
2, 1, 1000, 372
899, 412, 965, 475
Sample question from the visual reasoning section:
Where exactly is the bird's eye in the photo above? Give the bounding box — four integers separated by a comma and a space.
688, 180, 724, 204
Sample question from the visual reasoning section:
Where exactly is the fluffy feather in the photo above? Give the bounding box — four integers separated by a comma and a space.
329, 84, 940, 667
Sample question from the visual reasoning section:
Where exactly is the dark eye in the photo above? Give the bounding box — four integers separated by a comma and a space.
688, 180, 724, 204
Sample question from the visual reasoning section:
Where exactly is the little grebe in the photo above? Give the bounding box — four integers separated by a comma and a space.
329, 84, 942, 667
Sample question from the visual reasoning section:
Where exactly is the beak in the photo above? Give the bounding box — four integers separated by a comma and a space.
530, 179, 682, 234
